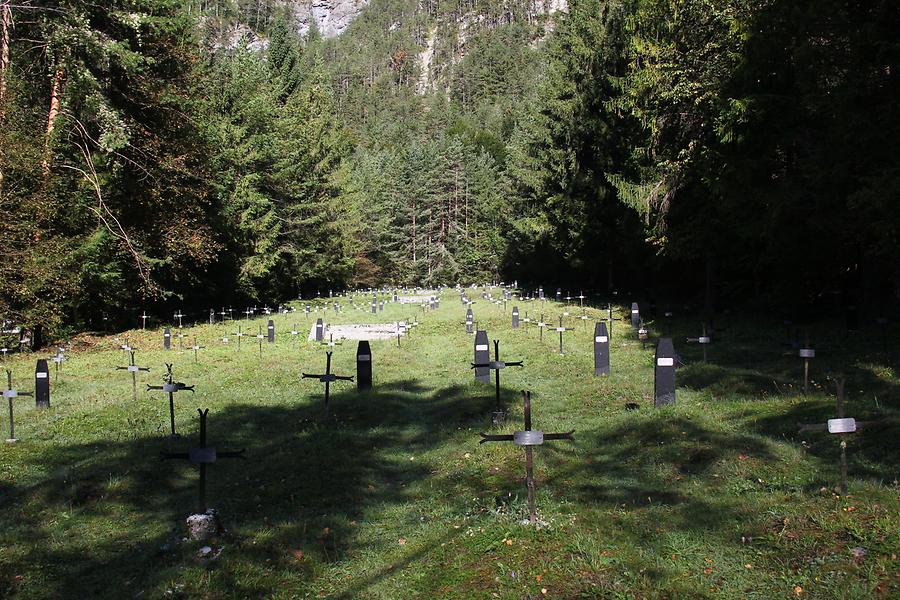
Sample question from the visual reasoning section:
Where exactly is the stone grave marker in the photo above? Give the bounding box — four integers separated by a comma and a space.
654, 338, 676, 406
302, 351, 354, 415
147, 364, 194, 437
315, 318, 324, 342
357, 341, 372, 390
594, 322, 610, 376
474, 330, 491, 384
116, 351, 150, 401
638, 320, 649, 349
472, 339, 523, 420
631, 302, 640, 329
465, 308, 474, 335
479, 391, 574, 525
4, 370, 33, 442
33, 359, 50, 408
164, 327, 171, 351
512, 306, 519, 329
161, 408, 245, 516
267, 319, 275, 343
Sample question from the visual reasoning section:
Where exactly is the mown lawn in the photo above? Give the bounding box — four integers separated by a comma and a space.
0, 293, 897, 599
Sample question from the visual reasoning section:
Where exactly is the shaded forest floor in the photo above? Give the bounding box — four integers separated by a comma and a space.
0, 294, 897, 599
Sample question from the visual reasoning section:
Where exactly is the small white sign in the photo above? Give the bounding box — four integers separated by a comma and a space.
127, 365, 139, 372
595, 336, 608, 343
698, 336, 711, 344
827, 418, 856, 434
556, 328, 566, 332
632, 309, 639, 314
3, 390, 18, 398
36, 372, 48, 379
799, 348, 816, 358
657, 357, 674, 367
475, 344, 489, 351
358, 355, 371, 361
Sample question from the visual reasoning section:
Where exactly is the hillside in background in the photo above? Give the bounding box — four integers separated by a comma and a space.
1, 0, 898, 342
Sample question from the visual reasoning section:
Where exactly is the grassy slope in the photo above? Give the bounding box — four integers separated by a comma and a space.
0, 293, 897, 599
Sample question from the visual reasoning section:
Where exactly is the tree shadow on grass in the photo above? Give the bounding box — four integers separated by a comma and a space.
0, 380, 498, 599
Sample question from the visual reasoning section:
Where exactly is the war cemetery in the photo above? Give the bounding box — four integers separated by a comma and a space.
1, 0, 898, 598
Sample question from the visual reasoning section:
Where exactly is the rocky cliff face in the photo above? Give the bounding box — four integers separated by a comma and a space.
290, 0, 370, 38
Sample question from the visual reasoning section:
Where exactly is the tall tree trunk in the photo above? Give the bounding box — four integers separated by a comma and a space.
42, 66, 65, 174
0, 0, 11, 190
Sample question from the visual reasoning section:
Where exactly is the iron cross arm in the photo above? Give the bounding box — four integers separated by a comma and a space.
471, 360, 524, 370
302, 372, 354, 383
798, 418, 894, 434
160, 448, 246, 462
146, 382, 195, 392
118, 365, 150, 372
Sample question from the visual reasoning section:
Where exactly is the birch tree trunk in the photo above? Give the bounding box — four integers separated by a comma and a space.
42, 66, 65, 174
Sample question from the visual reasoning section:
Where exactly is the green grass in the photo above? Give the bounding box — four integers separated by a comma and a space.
0, 295, 897, 599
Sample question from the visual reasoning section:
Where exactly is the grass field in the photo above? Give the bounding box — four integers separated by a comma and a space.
0, 292, 897, 599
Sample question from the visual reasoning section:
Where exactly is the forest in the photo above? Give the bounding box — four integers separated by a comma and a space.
1, 0, 898, 342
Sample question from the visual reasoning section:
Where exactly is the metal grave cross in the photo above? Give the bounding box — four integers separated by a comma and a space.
638, 320, 650, 349
176, 329, 186, 351
146, 364, 194, 437
479, 391, 574, 524
686, 323, 712, 362
232, 325, 245, 351
116, 350, 150, 401
141, 312, 148, 330
255, 326, 266, 357
190, 338, 205, 363
799, 333, 816, 394
472, 339, 524, 417
302, 351, 354, 415
4, 370, 33, 443
536, 314, 548, 342
52, 350, 65, 381
218, 307, 229, 322
174, 311, 184, 329
555, 316, 575, 355
396, 321, 406, 348
522, 311, 531, 333
161, 408, 245, 513
799, 378, 893, 493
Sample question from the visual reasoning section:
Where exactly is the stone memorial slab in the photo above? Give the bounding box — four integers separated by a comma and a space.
654, 338, 676, 406
34, 359, 50, 409
594, 322, 610, 376
474, 330, 490, 384
357, 341, 372, 390
512, 307, 519, 329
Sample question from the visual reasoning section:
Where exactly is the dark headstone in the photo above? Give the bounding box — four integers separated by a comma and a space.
35, 359, 50, 408
594, 322, 610, 376
474, 330, 490, 383
512, 306, 519, 329
357, 341, 372, 390
465, 308, 474, 335
654, 338, 676, 406
164, 327, 171, 351
267, 320, 275, 343
315, 318, 324, 342
631, 302, 640, 329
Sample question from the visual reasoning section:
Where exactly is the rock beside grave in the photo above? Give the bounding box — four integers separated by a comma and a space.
186, 509, 222, 540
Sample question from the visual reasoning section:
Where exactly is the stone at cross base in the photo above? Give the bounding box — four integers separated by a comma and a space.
186, 509, 223, 541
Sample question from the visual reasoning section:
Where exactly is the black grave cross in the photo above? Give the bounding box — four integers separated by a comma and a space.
521, 311, 531, 333
686, 323, 712, 362
116, 350, 150, 401
255, 326, 266, 357
302, 351, 354, 415
190, 338, 205, 363
176, 329, 186, 351
798, 378, 893, 493
161, 408, 245, 514
321, 333, 343, 350
799, 333, 816, 394
471, 339, 523, 416
146, 364, 194, 437
141, 312, 149, 330
232, 325, 245, 351
479, 391, 574, 525
174, 311, 184, 329
290, 324, 300, 345
4, 370, 33, 443
536, 314, 548, 342
638, 320, 650, 349
554, 316, 575, 355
